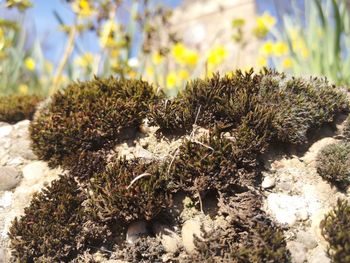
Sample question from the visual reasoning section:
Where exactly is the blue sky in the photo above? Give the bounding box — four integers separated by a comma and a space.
0, 0, 298, 65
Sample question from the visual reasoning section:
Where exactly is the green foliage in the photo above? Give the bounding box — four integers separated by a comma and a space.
316, 142, 350, 190
150, 69, 348, 144
321, 199, 350, 263
0, 94, 42, 124
87, 158, 171, 223
30, 77, 158, 168
8, 175, 107, 262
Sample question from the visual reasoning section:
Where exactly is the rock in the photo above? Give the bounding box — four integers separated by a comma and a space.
262, 175, 275, 189
134, 146, 153, 159
161, 233, 181, 253
0, 247, 5, 263
181, 217, 202, 253
0, 125, 12, 138
6, 156, 24, 166
0, 166, 21, 191
301, 137, 338, 167
0, 191, 13, 208
287, 241, 307, 263
9, 139, 36, 160
308, 246, 330, 263
13, 119, 30, 130
22, 161, 50, 185
296, 230, 318, 250
126, 221, 149, 244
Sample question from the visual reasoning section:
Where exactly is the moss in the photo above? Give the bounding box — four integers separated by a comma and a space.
30, 77, 159, 168
342, 114, 350, 141
187, 192, 291, 263
316, 142, 350, 190
320, 199, 350, 263
0, 94, 43, 124
150, 69, 348, 145
167, 133, 260, 197
87, 157, 171, 223
8, 175, 108, 262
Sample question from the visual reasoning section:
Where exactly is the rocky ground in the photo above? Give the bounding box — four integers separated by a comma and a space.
0, 118, 349, 262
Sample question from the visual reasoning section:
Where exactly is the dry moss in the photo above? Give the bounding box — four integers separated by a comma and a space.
30, 77, 159, 168
87, 157, 171, 223
0, 94, 42, 124
8, 175, 108, 262
320, 199, 350, 263
316, 142, 350, 190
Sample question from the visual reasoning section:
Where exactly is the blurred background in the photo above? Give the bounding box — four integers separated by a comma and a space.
0, 0, 350, 96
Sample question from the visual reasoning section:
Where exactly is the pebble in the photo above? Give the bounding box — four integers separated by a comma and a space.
9, 139, 36, 160
0, 191, 13, 208
296, 230, 318, 250
308, 246, 330, 263
0, 166, 21, 191
22, 161, 49, 185
261, 175, 275, 189
0, 125, 12, 138
287, 241, 307, 263
126, 220, 149, 244
181, 218, 202, 253
161, 233, 181, 253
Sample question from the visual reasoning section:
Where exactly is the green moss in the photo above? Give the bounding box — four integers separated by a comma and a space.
87, 157, 171, 223
167, 133, 260, 196
30, 77, 159, 168
0, 94, 43, 124
8, 175, 108, 262
320, 199, 350, 263
316, 142, 350, 190
150, 69, 348, 144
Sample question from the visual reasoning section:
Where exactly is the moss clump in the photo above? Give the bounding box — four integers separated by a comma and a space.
316, 142, 350, 190
187, 192, 291, 263
150, 69, 348, 145
320, 199, 350, 263
0, 94, 43, 124
87, 158, 171, 223
168, 133, 259, 196
8, 175, 107, 262
30, 77, 159, 168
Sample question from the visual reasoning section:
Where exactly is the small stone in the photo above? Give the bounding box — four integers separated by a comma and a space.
134, 146, 153, 159
22, 161, 49, 184
161, 233, 181, 253
308, 246, 330, 263
13, 119, 30, 130
9, 139, 36, 160
126, 220, 149, 244
262, 176, 275, 189
287, 241, 307, 263
0, 125, 12, 138
181, 218, 202, 253
296, 230, 318, 250
0, 247, 5, 263
0, 166, 21, 191
6, 156, 24, 166
0, 191, 13, 208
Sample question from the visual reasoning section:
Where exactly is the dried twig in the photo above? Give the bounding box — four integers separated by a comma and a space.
127, 173, 152, 189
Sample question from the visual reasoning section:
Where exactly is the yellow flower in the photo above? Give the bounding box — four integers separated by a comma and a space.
99, 20, 118, 48
171, 43, 199, 66
254, 12, 276, 38
282, 57, 293, 69
259, 41, 274, 56
18, 84, 28, 95
207, 45, 228, 68
273, 41, 289, 56
75, 52, 94, 68
152, 52, 164, 65
225, 71, 235, 79
24, 57, 35, 71
179, 69, 189, 80
257, 56, 268, 67
145, 66, 154, 77
291, 37, 309, 59
166, 72, 177, 87
72, 0, 95, 18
